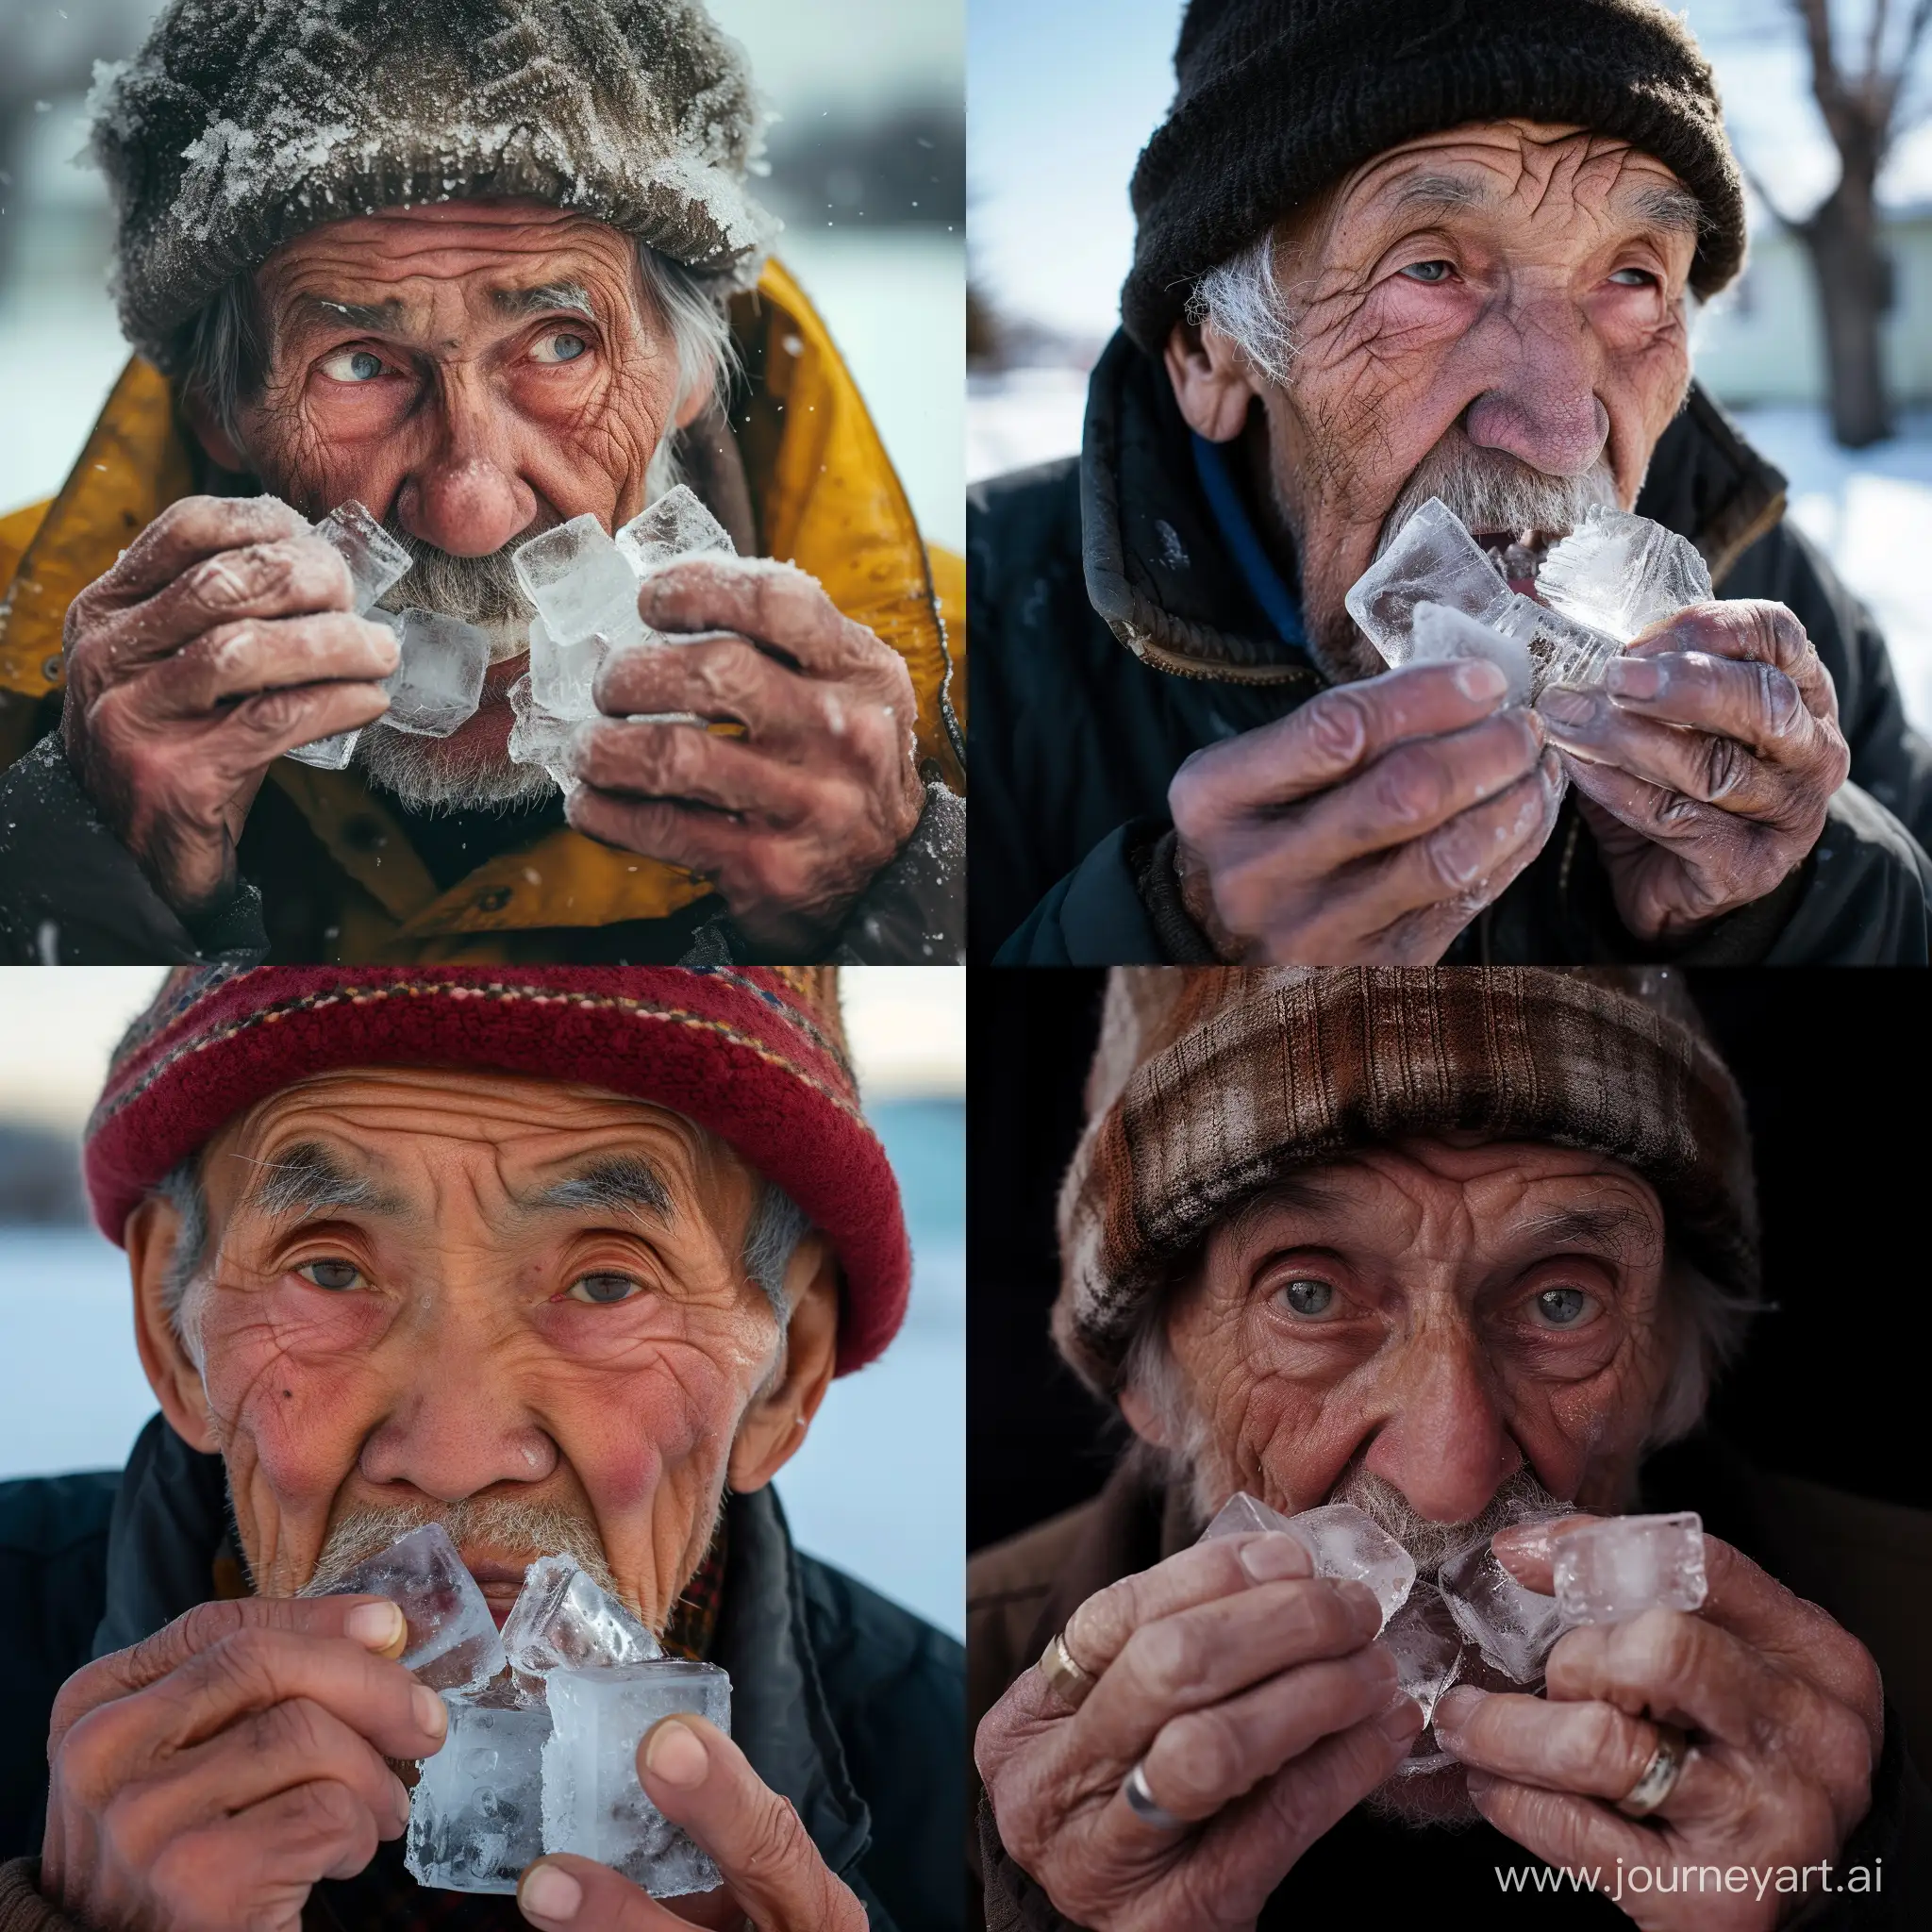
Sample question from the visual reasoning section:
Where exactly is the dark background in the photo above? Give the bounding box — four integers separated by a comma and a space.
968, 970, 1931, 1554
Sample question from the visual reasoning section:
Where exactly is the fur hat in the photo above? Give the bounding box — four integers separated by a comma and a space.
1055, 967, 1757, 1399
83, 965, 908, 1375
87, 0, 778, 371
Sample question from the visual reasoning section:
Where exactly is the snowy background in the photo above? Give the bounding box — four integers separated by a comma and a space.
969, 0, 1932, 733
0, 0, 963, 553
0, 967, 966, 1641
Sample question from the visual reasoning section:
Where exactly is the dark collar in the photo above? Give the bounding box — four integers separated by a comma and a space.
1077, 329, 1789, 687
93, 1416, 871, 1880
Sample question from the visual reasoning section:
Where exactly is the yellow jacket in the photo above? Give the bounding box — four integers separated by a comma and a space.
0, 258, 963, 962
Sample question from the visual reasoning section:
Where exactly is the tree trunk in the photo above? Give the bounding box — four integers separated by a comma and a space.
1797, 175, 1895, 448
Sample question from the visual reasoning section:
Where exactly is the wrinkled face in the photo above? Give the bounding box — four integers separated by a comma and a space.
128, 1067, 828, 1630
1134, 1138, 1679, 1529
191, 197, 707, 805
1174, 122, 1699, 673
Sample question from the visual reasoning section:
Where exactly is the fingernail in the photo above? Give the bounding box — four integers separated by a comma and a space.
1456, 658, 1507, 700
519, 1862, 583, 1921
1378, 1694, 1424, 1742
345, 1601, 406, 1651
413, 1686, 448, 1740
643, 1717, 709, 1789
1607, 656, 1662, 700
1538, 687, 1598, 730
1432, 1684, 1486, 1741
1336, 1579, 1385, 1636
1238, 1533, 1308, 1582
1490, 1522, 1553, 1568
1465, 1769, 1496, 1798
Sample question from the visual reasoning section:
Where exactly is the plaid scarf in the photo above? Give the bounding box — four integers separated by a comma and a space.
302, 1524, 730, 1932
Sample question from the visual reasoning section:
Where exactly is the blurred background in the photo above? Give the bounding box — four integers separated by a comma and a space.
0, 966, 965, 1641
970, 0, 1932, 727
0, 0, 963, 551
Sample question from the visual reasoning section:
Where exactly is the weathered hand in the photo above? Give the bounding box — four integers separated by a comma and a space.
1169, 658, 1563, 963
1536, 602, 1850, 942
1433, 1516, 1882, 1931
974, 1531, 1423, 1932
40, 1594, 447, 1932
58, 493, 400, 917
514, 1714, 865, 1931
567, 558, 924, 955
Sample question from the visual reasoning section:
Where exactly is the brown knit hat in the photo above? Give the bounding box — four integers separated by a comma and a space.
1055, 967, 1757, 1399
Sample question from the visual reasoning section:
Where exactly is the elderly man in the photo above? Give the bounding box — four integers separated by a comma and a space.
0, 0, 965, 966
0, 965, 961, 1931
969, 969, 1932, 1928
972, 0, 1932, 965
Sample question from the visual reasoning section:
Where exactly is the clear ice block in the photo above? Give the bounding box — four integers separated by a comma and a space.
513, 514, 646, 649
1199, 1491, 1298, 1541
615, 484, 735, 576
384, 610, 490, 738
1438, 1535, 1566, 1684
527, 614, 608, 720
406, 1695, 551, 1893
1410, 601, 1534, 707
1552, 1512, 1707, 1625
286, 500, 412, 769
1200, 1494, 1414, 1630
507, 673, 580, 792
1536, 507, 1712, 645
1377, 1587, 1464, 1731
541, 1660, 731, 1898
503, 1556, 660, 1700
305, 1522, 506, 1694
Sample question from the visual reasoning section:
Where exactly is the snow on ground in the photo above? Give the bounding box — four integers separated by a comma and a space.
967, 372, 1932, 740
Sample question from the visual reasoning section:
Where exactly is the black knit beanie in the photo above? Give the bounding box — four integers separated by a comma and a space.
1123, 0, 1746, 354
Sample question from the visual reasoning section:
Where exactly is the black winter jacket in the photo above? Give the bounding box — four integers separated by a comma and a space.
0, 1417, 963, 1932
970, 334, 1932, 964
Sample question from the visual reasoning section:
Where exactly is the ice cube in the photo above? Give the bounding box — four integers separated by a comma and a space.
615, 484, 736, 576
283, 729, 360, 771
1345, 499, 1524, 658
1410, 601, 1535, 707
504, 1556, 660, 1699
1438, 1536, 1565, 1684
1378, 1587, 1464, 1731
527, 614, 608, 720
1536, 508, 1712, 645
1552, 1512, 1707, 1625
406, 1695, 551, 1893
1198, 1492, 1298, 1541
303, 1522, 506, 1694
541, 1660, 731, 1898
1284, 1505, 1415, 1631
310, 501, 412, 615
513, 514, 646, 648
384, 610, 489, 738
507, 673, 580, 790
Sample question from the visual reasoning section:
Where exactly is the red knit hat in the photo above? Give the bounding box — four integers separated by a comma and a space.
83, 966, 909, 1374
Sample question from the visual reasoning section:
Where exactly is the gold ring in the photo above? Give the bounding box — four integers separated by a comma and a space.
1037, 1628, 1099, 1710
1616, 1722, 1690, 1819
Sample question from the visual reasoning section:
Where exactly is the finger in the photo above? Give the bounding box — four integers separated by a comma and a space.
1061, 1534, 1313, 1677
1463, 1770, 1670, 1888
1071, 1577, 1386, 1774
595, 634, 794, 735
1557, 749, 1727, 855
572, 719, 818, 824
565, 788, 755, 878
1171, 658, 1513, 825
1432, 1684, 1735, 1819
169, 1776, 387, 1896
1132, 1646, 1402, 1822
76, 495, 315, 612
50, 1597, 410, 1748
516, 1854, 684, 1931
637, 559, 877, 679
1628, 600, 1839, 723
91, 536, 359, 672
211, 681, 392, 761
142, 614, 400, 718
636, 1716, 869, 1930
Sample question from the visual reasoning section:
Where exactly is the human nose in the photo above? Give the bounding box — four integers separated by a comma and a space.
391, 368, 538, 557
1461, 300, 1611, 479
1357, 1323, 1521, 1524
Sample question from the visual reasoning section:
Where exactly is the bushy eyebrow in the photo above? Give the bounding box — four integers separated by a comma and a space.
491, 280, 596, 320
241, 1141, 402, 1221
525, 1154, 674, 1224
1388, 172, 1703, 238
1513, 1203, 1662, 1260
292, 294, 408, 334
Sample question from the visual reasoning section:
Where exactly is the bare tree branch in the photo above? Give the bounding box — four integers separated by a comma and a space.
1736, 152, 1801, 230
1866, 0, 1892, 92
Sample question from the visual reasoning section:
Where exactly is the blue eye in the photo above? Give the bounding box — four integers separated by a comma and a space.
1401, 260, 1453, 284
298, 1258, 362, 1291
1280, 1277, 1336, 1318
535, 331, 590, 365
568, 1272, 641, 1305
321, 348, 387, 383
1534, 1286, 1594, 1327
1608, 268, 1656, 287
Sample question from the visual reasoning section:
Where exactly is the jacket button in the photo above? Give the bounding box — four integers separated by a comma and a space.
476, 887, 512, 912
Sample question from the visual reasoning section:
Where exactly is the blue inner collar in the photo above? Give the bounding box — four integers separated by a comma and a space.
1190, 431, 1306, 646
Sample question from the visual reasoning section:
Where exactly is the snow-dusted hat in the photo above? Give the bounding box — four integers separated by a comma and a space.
89, 0, 778, 373
1055, 967, 1757, 1400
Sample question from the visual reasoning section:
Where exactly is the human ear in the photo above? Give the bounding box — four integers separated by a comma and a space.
1164, 316, 1264, 443
1119, 1381, 1175, 1450
727, 1233, 840, 1493
125, 1192, 220, 1453
179, 388, 252, 475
